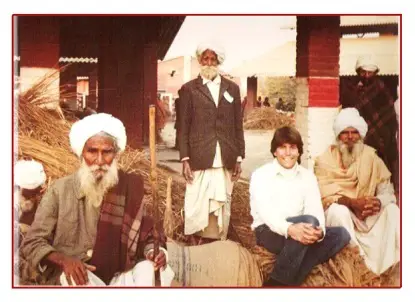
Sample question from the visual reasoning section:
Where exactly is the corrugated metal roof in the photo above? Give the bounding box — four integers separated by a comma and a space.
340, 16, 399, 26
59, 57, 98, 63
230, 36, 399, 77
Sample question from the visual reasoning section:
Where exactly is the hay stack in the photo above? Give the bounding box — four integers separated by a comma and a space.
243, 107, 294, 130
16, 82, 399, 287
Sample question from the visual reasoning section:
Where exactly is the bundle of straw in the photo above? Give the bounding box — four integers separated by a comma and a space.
243, 107, 294, 130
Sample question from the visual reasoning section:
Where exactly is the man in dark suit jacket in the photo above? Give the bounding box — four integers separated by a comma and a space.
178, 42, 245, 243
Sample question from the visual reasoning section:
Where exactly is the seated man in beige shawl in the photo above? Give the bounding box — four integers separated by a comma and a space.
314, 108, 400, 275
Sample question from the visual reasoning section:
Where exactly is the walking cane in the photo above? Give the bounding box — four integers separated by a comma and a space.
149, 105, 161, 284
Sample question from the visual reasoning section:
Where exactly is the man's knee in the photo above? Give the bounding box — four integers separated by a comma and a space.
384, 203, 400, 217
299, 215, 320, 227
326, 204, 352, 223
287, 215, 319, 226
335, 226, 351, 244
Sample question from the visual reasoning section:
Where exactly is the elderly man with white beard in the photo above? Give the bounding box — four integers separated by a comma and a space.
314, 108, 400, 275
19, 113, 173, 286
178, 42, 245, 243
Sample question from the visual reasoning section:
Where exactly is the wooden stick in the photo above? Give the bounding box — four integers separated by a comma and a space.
149, 105, 160, 282
163, 177, 174, 238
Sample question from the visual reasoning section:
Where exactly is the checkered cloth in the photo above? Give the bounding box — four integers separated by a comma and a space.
88, 171, 163, 284
341, 78, 399, 193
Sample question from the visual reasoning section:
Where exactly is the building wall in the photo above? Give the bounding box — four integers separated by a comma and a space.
158, 56, 201, 98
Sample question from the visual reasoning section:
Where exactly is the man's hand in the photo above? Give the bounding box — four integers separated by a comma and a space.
361, 197, 381, 218
349, 197, 381, 220
231, 162, 242, 182
45, 252, 96, 286
146, 250, 167, 271
349, 197, 368, 220
182, 160, 194, 184
287, 223, 323, 245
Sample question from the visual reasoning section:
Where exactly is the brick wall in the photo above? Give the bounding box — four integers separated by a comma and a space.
296, 17, 340, 78
308, 78, 339, 107
295, 16, 341, 168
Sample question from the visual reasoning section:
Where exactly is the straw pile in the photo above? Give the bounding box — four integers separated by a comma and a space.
16, 77, 399, 287
243, 107, 294, 130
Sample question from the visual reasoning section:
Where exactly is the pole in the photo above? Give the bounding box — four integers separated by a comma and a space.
149, 105, 160, 283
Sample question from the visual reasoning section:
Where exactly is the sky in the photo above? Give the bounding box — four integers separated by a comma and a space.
164, 16, 297, 72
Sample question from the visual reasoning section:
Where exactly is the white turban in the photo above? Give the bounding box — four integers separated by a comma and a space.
69, 113, 127, 157
196, 41, 225, 65
355, 56, 379, 73
15, 160, 46, 190
333, 108, 368, 138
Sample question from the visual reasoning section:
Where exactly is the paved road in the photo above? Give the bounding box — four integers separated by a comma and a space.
153, 122, 274, 181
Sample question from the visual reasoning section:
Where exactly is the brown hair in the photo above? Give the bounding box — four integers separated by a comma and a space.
270, 126, 303, 164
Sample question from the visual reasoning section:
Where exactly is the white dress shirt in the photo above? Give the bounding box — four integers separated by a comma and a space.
182, 75, 242, 166
202, 75, 224, 168
250, 159, 326, 238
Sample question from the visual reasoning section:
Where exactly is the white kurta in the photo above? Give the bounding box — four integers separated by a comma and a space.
184, 168, 233, 239
325, 182, 400, 275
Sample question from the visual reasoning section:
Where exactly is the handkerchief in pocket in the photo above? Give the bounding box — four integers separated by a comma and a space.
224, 91, 234, 103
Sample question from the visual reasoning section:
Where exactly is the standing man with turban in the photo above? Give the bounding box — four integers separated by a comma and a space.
178, 42, 245, 243
20, 113, 173, 286
340, 56, 399, 197
314, 108, 400, 275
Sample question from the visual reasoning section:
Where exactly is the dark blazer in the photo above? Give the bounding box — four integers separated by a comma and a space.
178, 75, 245, 171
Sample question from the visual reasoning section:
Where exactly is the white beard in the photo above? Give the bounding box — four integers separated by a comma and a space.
18, 191, 34, 216
200, 65, 219, 80
338, 139, 364, 169
77, 159, 119, 208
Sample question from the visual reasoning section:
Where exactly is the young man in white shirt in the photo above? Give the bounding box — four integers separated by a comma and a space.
250, 126, 350, 286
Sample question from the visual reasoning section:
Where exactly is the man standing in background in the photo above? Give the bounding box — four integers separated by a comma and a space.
178, 42, 245, 244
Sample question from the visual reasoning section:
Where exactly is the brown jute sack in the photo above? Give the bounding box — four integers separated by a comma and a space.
167, 240, 262, 287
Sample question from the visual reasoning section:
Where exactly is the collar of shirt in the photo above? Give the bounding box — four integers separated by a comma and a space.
272, 158, 300, 178
202, 74, 221, 86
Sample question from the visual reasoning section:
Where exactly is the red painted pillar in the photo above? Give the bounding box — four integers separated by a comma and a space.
59, 63, 78, 109
295, 16, 341, 167
18, 16, 60, 107
98, 18, 145, 149
88, 67, 98, 110
59, 17, 99, 111
246, 76, 257, 114
142, 43, 158, 145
